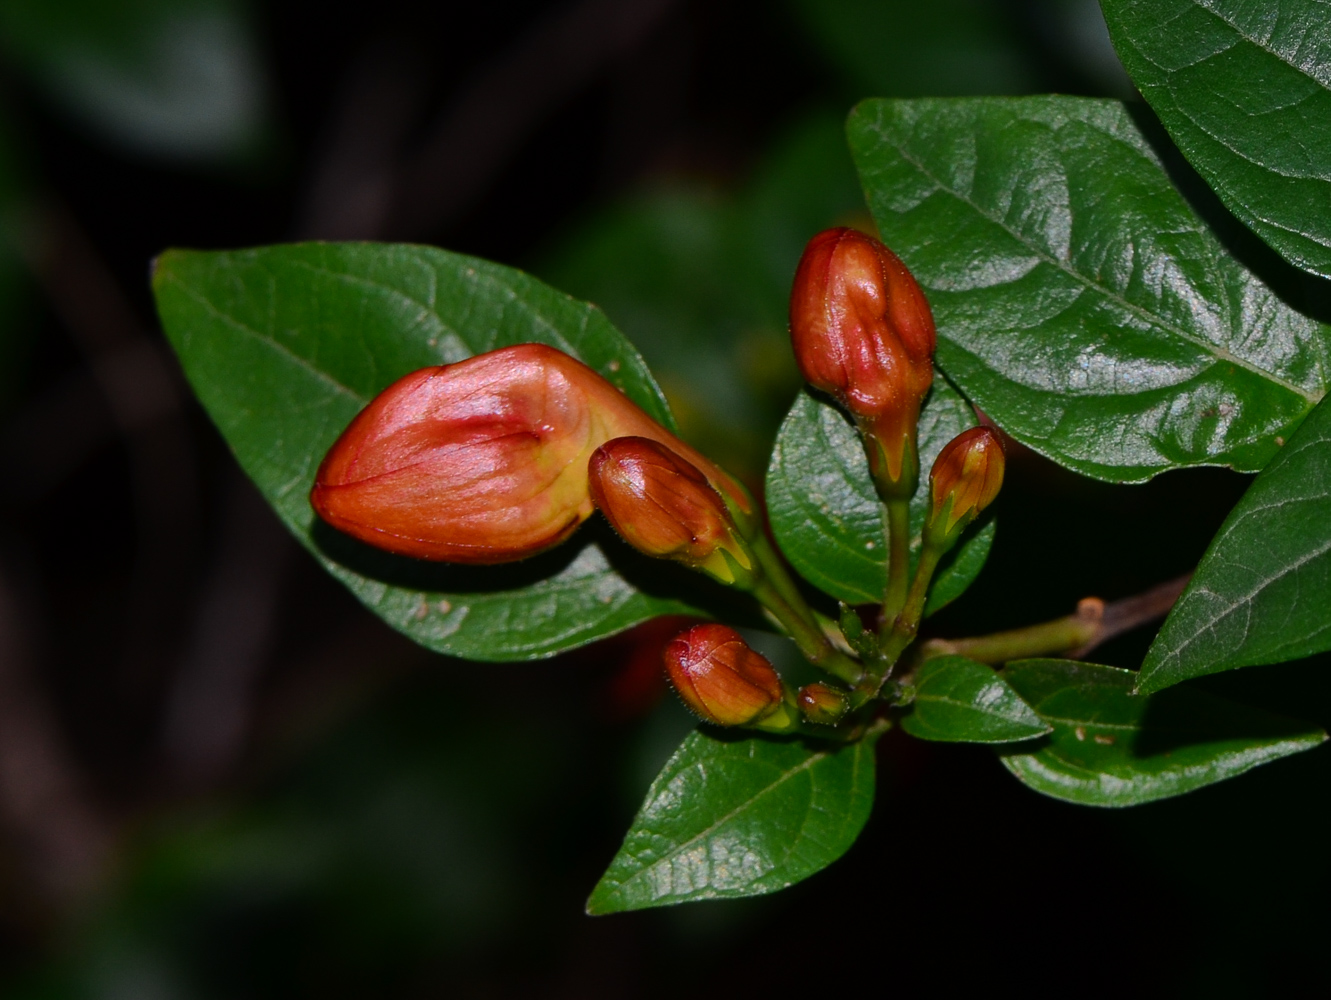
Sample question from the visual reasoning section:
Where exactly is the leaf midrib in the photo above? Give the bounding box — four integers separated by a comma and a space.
865, 108, 1324, 404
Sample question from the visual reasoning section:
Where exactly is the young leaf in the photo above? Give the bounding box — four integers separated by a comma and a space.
152, 242, 701, 662
848, 96, 1330, 483
999, 659, 1325, 807
587, 726, 882, 913
1140, 395, 1331, 693
900, 655, 1050, 744
1102, 0, 1331, 280
766, 377, 995, 610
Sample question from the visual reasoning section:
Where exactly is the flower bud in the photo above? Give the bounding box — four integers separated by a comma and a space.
790, 227, 936, 498
663, 624, 786, 727
312, 343, 744, 563
588, 437, 754, 586
924, 426, 1005, 550
797, 683, 849, 725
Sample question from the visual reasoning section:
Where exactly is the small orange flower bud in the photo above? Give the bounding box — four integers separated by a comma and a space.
797, 683, 849, 725
311, 343, 743, 563
588, 437, 753, 585
925, 426, 1005, 549
790, 227, 936, 498
663, 624, 786, 727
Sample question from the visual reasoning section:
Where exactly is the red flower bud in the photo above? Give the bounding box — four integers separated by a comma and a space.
588, 437, 753, 585
797, 683, 849, 725
663, 624, 785, 727
925, 426, 1005, 549
311, 343, 743, 563
790, 227, 936, 496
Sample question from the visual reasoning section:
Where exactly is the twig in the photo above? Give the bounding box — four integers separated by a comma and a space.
1068, 573, 1191, 658
918, 573, 1192, 666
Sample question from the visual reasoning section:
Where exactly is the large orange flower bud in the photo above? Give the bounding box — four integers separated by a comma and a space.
663, 624, 788, 728
311, 343, 743, 563
790, 227, 936, 498
924, 427, 1005, 550
588, 437, 754, 586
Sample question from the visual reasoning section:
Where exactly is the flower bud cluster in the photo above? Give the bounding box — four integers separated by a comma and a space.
309, 232, 1001, 726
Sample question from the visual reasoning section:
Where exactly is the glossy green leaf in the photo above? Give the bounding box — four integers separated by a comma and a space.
900, 655, 1050, 743
153, 242, 703, 662
1102, 0, 1331, 279
848, 96, 1330, 483
766, 377, 995, 610
587, 726, 882, 913
1140, 395, 1331, 693
999, 659, 1325, 806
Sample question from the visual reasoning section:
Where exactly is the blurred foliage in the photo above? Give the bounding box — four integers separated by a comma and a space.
788, 0, 1035, 96
0, 0, 267, 162
536, 111, 866, 480
0, 113, 32, 412
17, 682, 559, 997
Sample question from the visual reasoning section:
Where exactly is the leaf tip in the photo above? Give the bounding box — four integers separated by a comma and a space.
584, 882, 622, 917
1132, 666, 1164, 697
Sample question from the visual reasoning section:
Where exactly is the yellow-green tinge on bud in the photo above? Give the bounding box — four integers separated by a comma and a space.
588, 437, 755, 587
924, 427, 1005, 552
797, 683, 849, 725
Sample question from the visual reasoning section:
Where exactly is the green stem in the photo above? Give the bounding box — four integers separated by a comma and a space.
748, 532, 817, 629
752, 579, 862, 686
877, 543, 943, 666
917, 603, 1103, 666
880, 498, 911, 627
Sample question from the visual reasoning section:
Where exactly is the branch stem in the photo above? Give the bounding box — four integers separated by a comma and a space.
877, 544, 942, 666
916, 573, 1192, 666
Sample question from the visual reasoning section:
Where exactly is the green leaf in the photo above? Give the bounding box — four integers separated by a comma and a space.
152, 242, 703, 661
1102, 0, 1331, 279
999, 659, 1325, 806
900, 655, 1050, 743
848, 96, 1331, 483
587, 726, 882, 913
766, 377, 995, 610
1140, 395, 1331, 693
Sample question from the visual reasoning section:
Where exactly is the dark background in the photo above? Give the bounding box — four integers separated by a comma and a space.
0, 0, 1327, 996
